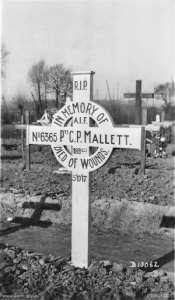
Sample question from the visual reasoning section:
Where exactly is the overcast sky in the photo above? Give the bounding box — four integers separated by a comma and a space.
1, 0, 175, 105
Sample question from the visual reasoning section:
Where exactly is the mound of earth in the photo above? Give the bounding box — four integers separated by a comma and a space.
1, 244, 174, 300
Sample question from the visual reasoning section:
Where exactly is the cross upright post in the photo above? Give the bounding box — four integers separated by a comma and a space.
25, 111, 31, 171
136, 80, 142, 125
71, 71, 95, 268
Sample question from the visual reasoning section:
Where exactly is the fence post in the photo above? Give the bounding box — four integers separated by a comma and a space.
140, 127, 146, 175
25, 111, 30, 171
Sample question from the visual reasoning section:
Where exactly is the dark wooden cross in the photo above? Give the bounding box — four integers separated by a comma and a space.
124, 80, 154, 125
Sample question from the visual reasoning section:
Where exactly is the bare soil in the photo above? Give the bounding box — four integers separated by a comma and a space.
0, 125, 175, 299
0, 132, 174, 207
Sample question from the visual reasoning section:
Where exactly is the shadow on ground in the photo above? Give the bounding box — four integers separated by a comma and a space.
0, 155, 22, 160
1, 144, 18, 150
108, 161, 159, 174
140, 249, 175, 272
160, 216, 175, 229
0, 195, 58, 237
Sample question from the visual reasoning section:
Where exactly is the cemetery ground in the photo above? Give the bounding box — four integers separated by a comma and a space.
0, 124, 175, 299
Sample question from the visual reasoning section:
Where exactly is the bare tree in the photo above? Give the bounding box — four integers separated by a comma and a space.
27, 60, 47, 115
31, 91, 40, 120
106, 80, 121, 124
13, 93, 27, 116
42, 67, 49, 109
48, 64, 73, 109
60, 69, 73, 96
155, 80, 175, 113
1, 44, 10, 123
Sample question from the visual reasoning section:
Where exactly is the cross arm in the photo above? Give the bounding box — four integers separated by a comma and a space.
128, 124, 160, 132
28, 125, 142, 150
15, 124, 27, 130
141, 93, 154, 98
124, 93, 154, 98
124, 93, 136, 98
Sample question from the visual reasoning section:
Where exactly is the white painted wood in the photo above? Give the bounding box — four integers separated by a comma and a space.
129, 124, 160, 132
156, 114, 160, 122
152, 121, 175, 126
71, 71, 94, 268
142, 108, 147, 126
29, 125, 141, 148
25, 70, 144, 268
28, 122, 142, 174
145, 124, 160, 131
71, 170, 91, 267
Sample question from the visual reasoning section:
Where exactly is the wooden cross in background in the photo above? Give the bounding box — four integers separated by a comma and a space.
124, 80, 154, 125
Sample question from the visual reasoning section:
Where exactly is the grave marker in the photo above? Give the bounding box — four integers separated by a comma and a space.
161, 111, 165, 122
156, 114, 160, 122
24, 71, 144, 268
124, 81, 154, 125
142, 108, 147, 126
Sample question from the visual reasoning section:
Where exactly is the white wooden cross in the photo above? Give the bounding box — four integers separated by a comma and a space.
26, 71, 143, 268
